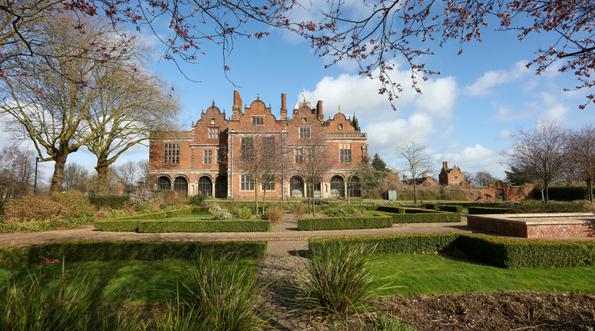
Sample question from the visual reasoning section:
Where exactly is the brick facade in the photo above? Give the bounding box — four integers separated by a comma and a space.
148, 90, 367, 199
438, 161, 465, 186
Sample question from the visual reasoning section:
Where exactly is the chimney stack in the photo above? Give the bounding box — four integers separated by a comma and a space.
232, 90, 242, 120
280, 93, 287, 121
316, 100, 323, 120
442, 161, 448, 170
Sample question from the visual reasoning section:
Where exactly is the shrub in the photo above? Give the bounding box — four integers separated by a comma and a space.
175, 255, 267, 331
232, 207, 252, 219
529, 186, 595, 201
512, 200, 594, 213
128, 187, 154, 207
310, 234, 595, 268
89, 195, 130, 209
298, 216, 392, 231
0, 241, 267, 268
188, 194, 205, 206
467, 206, 514, 214
437, 205, 464, 213
264, 207, 283, 224
293, 243, 377, 316
456, 235, 595, 268
51, 190, 96, 218
386, 212, 460, 224
376, 206, 404, 214
136, 220, 271, 233
2, 196, 63, 222
309, 234, 460, 255
209, 205, 233, 220
292, 204, 307, 220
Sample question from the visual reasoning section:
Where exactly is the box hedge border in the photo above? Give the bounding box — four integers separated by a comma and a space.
467, 206, 514, 214
309, 234, 595, 268
95, 219, 270, 233
297, 216, 393, 231
0, 240, 267, 268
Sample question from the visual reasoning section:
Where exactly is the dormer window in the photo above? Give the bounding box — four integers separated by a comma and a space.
252, 116, 264, 126
302, 117, 308, 124
210, 118, 215, 125
299, 127, 311, 139
208, 127, 219, 139
338, 124, 343, 130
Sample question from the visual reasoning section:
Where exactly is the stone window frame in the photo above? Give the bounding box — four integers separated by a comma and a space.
252, 116, 264, 126
163, 142, 180, 164
240, 174, 255, 191
207, 127, 219, 139
339, 143, 352, 164
299, 127, 311, 140
240, 137, 254, 162
204, 149, 212, 165
261, 174, 275, 191
294, 148, 304, 164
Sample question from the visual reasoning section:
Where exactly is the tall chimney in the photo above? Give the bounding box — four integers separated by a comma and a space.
232, 90, 242, 120
442, 161, 448, 170
280, 92, 287, 121
316, 100, 323, 120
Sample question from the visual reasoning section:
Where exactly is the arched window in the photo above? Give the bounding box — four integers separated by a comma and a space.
290, 176, 305, 198
330, 175, 345, 198
157, 176, 171, 192
198, 176, 212, 197
174, 177, 188, 195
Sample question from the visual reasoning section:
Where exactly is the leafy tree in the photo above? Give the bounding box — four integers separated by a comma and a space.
505, 165, 536, 185
371, 153, 390, 173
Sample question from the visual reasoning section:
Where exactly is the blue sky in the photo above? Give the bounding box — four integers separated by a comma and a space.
5, 8, 594, 184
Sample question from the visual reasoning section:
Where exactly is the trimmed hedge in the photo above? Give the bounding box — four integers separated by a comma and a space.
310, 233, 459, 254
106, 207, 209, 222
529, 186, 595, 201
0, 241, 267, 268
309, 234, 595, 268
89, 195, 130, 209
456, 235, 595, 268
138, 220, 270, 233
95, 219, 270, 233
382, 211, 460, 223
437, 205, 464, 213
297, 216, 392, 231
468, 206, 514, 214
376, 206, 404, 214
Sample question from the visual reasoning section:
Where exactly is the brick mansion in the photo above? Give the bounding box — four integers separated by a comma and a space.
148, 91, 367, 199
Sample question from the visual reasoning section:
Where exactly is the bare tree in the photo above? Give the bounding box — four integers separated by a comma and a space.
296, 129, 333, 216
239, 135, 283, 216
567, 126, 595, 201
63, 163, 90, 192
399, 142, 431, 204
474, 171, 499, 186
0, 15, 134, 193
86, 60, 179, 194
2, 1, 591, 109
114, 161, 138, 193
137, 160, 150, 187
0, 144, 35, 198
510, 124, 567, 203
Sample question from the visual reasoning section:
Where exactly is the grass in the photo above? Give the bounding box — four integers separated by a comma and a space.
0, 259, 259, 304
369, 253, 595, 296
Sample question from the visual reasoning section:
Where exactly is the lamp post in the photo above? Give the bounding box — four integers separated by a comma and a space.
33, 157, 39, 194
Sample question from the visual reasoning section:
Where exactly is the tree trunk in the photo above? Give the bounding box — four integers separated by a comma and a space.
413, 181, 417, 204
543, 180, 549, 204
95, 162, 110, 195
587, 177, 593, 202
254, 178, 259, 216
50, 152, 68, 194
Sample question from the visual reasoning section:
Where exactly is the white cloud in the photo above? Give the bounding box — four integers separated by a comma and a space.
542, 93, 568, 122
297, 67, 458, 119
464, 60, 529, 96
365, 113, 434, 157
434, 144, 505, 178
498, 129, 511, 138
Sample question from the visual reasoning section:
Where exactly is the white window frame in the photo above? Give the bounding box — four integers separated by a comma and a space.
204, 149, 212, 165
299, 127, 311, 139
164, 143, 180, 164
240, 174, 255, 191
252, 116, 264, 126
261, 175, 275, 191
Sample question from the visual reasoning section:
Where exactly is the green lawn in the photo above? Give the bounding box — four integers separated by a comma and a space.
370, 254, 595, 296
0, 258, 259, 304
